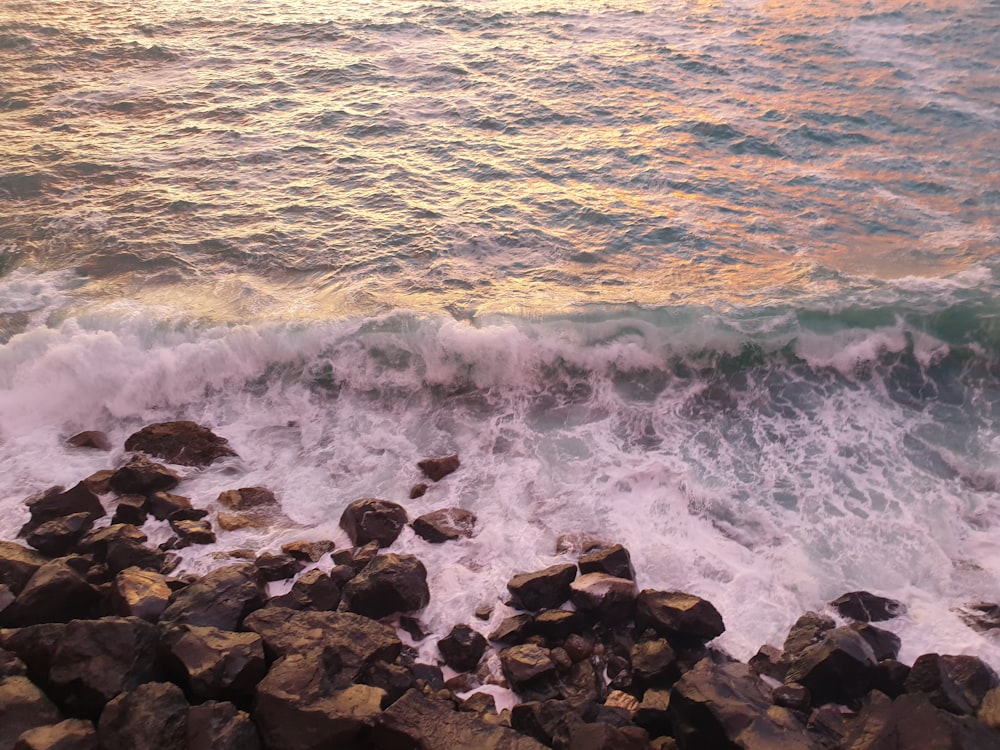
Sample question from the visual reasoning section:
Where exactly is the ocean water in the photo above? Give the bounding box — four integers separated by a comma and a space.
1, 0, 999, 668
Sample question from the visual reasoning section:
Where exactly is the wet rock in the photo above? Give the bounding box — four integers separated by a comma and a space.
871, 659, 910, 699
67, 431, 111, 451
555, 533, 610, 555
533, 609, 588, 641
774, 683, 811, 712
97, 681, 188, 750
409, 483, 428, 499
411, 508, 477, 543
187, 701, 260, 750
374, 688, 547, 750
830, 591, 907, 623
636, 589, 726, 642
784, 626, 878, 707
418, 454, 460, 481
500, 643, 556, 689
254, 552, 303, 582
563, 633, 595, 663
564, 720, 649, 750
955, 602, 1000, 634
630, 638, 678, 689
849, 622, 901, 662
0, 586, 12, 619
13, 717, 99, 750
216, 487, 277, 511
904, 653, 999, 716
110, 567, 172, 622
268, 569, 341, 612
148, 492, 192, 521
158, 563, 266, 631
0, 542, 48, 595
0, 558, 100, 626
342, 553, 429, 619
76, 524, 146, 560
0, 623, 65, 690
123, 421, 236, 467
783, 612, 836, 661
105, 538, 165, 575
0, 676, 63, 750
979, 686, 1000, 728
339, 498, 408, 548
20, 484, 105, 537
569, 572, 637, 623
635, 688, 672, 735
332, 541, 380, 572
82, 471, 114, 496
111, 495, 147, 526
280, 540, 335, 562
163, 625, 266, 701
25, 514, 94, 557
507, 564, 577, 612
578, 544, 635, 581
510, 698, 588, 746
749, 644, 787, 682
108, 456, 180, 496
168, 519, 216, 546
438, 624, 487, 672
489, 614, 534, 644
216, 512, 273, 531
0, 647, 26, 678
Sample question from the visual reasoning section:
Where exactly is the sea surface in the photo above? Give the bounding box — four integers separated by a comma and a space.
2, 0, 1000, 668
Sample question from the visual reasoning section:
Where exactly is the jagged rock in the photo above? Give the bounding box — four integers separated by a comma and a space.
123, 421, 236, 467
774, 683, 811, 711
830, 591, 907, 623
361, 660, 418, 705
417, 455, 460, 482
254, 553, 303, 582
148, 492, 192, 521
979, 686, 1000, 728
108, 456, 180, 496
216, 512, 273, 531
105, 539, 165, 575
216, 487, 277, 511
635, 688, 672, 734
904, 653, 999, 716
13, 717, 99, 750
635, 590, 726, 642
268, 569, 341, 612
955, 602, 1000, 633
25, 514, 94, 557
374, 688, 547, 749
409, 483, 428, 499
111, 495, 147, 526
82, 471, 114, 495
783, 612, 835, 661
784, 626, 878, 707
630, 638, 678, 689
806, 704, 852, 747
0, 647, 26, 678
332, 542, 380, 572
97, 681, 188, 750
507, 564, 577, 612
187, 701, 261, 750
47, 616, 161, 718
0, 623, 66, 691
280, 540, 335, 562
243, 608, 400, 685
255, 653, 385, 750
342, 554, 429, 618
564, 720, 649, 750
163, 625, 266, 701
411, 508, 477, 543
569, 572, 638, 623
158, 563, 266, 631
0, 558, 100, 626
76, 525, 146, 559
848, 622, 901, 662
67, 431, 111, 451
872, 659, 910, 699
0, 676, 63, 750
20, 484, 105, 536
489, 614, 534, 644
669, 659, 820, 750
168, 519, 216, 546
605, 689, 640, 717
749, 644, 787, 681
438, 624, 487, 672
500, 644, 556, 689
578, 544, 635, 581
533, 609, 587, 640
339, 498, 408, 548
510, 698, 589, 746
111, 567, 172, 622
0, 542, 48, 594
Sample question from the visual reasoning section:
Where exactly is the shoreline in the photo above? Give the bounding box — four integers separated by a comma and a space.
1, 421, 999, 749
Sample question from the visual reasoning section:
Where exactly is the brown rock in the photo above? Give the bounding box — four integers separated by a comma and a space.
783, 612, 836, 661
20, 484, 105, 536
569, 572, 638, 623
412, 508, 477, 543
82, 470, 114, 495
438, 624, 487, 673
111, 567, 172, 622
418, 454, 460, 481
578, 544, 635, 581
13, 717, 99, 750
630, 638, 678, 688
105, 539, 165, 575
108, 456, 180, 496
507, 564, 577, 612
163, 625, 266, 701
25, 512, 94, 557
0, 558, 100, 626
280, 540, 335, 562
830, 591, 907, 623
0, 676, 63, 750
216, 512, 271, 531
409, 483, 428, 499
635, 589, 725, 642
489, 614, 534, 644
784, 626, 878, 707
111, 495, 147, 526
97, 682, 188, 750
500, 644, 556, 688
339, 498, 408, 548
76, 524, 147, 559
0, 542, 48, 595
169, 519, 216, 546
268, 569, 341, 612
67, 431, 111, 451
187, 701, 260, 750
254, 552, 303, 582
158, 563, 266, 631
123, 421, 236, 467
342, 553, 429, 618
148, 492, 192, 521
905, 653, 999, 716
217, 487, 277, 511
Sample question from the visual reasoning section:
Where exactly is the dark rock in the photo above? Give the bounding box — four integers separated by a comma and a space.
500, 643, 556, 689
635, 589, 726, 642
123, 421, 236, 467
216, 487, 277, 511
635, 688, 672, 734
110, 567, 172, 622
254, 552, 303, 582
163, 624, 266, 701
398, 616, 427, 641
507, 564, 577, 612
48, 616, 161, 718
108, 456, 180, 496
342, 553, 429, 618
830, 591, 907, 623
0, 559, 100, 626
0, 586, 12, 618
774, 683, 811, 711
97, 681, 188, 750
849, 622, 901, 662
187, 701, 260, 750
783, 612, 835, 661
784, 626, 878, 707
669, 659, 820, 750
269, 570, 341, 612
563, 633, 595, 663
578, 544, 635, 581
168, 519, 216, 546
533, 609, 588, 640
489, 614, 534, 644
105, 539, 165, 575
13, 717, 99, 750
280, 540, 335, 562
408, 661, 444, 691
0, 623, 65, 689
409, 483, 428, 499
418, 454, 460, 482
411, 508, 477, 543
0, 676, 63, 750
0, 647, 26, 678
158, 563, 266, 631
872, 659, 910, 699
569, 572, 638, 623
331, 542, 380, 573
904, 653, 999, 716
955, 602, 1000, 633
564, 720, 649, 750
148, 492, 192, 521
749, 644, 787, 682
82, 471, 114, 496
20, 484, 105, 537
75, 525, 146, 560
980, 686, 1000, 728
111, 495, 147, 526
67, 431, 111, 451
630, 638, 678, 688
806, 704, 852, 747
167, 507, 209, 522
360, 660, 416, 706
0, 542, 48, 595
339, 498, 408, 548
26, 514, 94, 557
510, 698, 588, 746
374, 688, 547, 749
438, 624, 487, 672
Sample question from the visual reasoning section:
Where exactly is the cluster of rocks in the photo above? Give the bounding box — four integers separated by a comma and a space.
1, 420, 1000, 750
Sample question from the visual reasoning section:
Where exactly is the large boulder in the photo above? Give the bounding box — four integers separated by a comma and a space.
0, 543, 48, 595
417, 455, 460, 482
216, 487, 277, 511
187, 701, 261, 750
784, 626, 878, 707
904, 653, 999, 716
507, 564, 577, 612
97, 682, 188, 750
280, 540, 336, 563
25, 514, 94, 557
267, 569, 341, 612
0, 676, 62, 750
110, 567, 172, 622
108, 456, 180, 496
339, 498, 408, 548
254, 553, 303, 582
342, 554, 429, 619
569, 572, 638, 623
500, 644, 557, 690
411, 508, 477, 543
158, 563, 266, 631
13, 717, 99, 750
0, 624, 66, 691
20, 484, 105, 537
636, 590, 725, 642
123, 421, 237, 467
437, 624, 487, 673
75, 525, 146, 560
578, 544, 636, 581
0, 559, 100, 627
830, 591, 907, 623
147, 492, 193, 521
162, 625, 266, 701
782, 612, 835, 661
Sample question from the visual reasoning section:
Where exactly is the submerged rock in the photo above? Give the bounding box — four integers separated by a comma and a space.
411, 508, 477, 543
830, 591, 907, 623
124, 421, 237, 467
438, 624, 487, 673
417, 455, 460, 482
216, 487, 277, 511
67, 430, 111, 451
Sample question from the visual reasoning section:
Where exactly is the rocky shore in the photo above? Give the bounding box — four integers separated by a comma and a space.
1, 421, 999, 750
